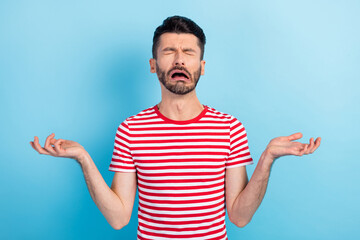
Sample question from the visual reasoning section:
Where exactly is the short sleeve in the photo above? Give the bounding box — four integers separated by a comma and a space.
109, 121, 136, 172
226, 117, 253, 168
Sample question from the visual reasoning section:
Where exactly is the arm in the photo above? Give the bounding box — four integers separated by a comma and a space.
30, 133, 137, 230
226, 132, 321, 227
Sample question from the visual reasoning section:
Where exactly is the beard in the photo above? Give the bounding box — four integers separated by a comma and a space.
156, 64, 201, 95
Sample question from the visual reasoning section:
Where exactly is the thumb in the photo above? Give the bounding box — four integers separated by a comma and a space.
287, 132, 303, 141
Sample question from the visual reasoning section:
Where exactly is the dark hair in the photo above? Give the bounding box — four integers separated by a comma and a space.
152, 16, 206, 60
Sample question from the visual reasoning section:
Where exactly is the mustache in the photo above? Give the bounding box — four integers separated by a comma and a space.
166, 66, 191, 78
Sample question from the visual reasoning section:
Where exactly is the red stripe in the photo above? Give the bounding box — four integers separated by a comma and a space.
130, 138, 229, 144
137, 174, 224, 184
130, 119, 231, 126
139, 200, 223, 212
129, 132, 228, 137
131, 126, 229, 131
109, 164, 135, 170
131, 144, 229, 151
138, 210, 225, 226
138, 187, 224, 198
135, 158, 227, 164
227, 152, 251, 161
139, 193, 223, 205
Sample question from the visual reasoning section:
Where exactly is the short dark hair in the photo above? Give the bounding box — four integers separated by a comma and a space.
152, 16, 206, 60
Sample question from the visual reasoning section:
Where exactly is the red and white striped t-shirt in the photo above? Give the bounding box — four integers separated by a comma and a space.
109, 105, 253, 240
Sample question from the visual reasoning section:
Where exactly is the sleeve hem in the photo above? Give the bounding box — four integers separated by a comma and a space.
108, 168, 136, 173
225, 160, 254, 169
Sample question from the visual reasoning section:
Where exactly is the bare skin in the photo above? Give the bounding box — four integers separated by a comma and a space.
225, 133, 321, 227
30, 134, 136, 229
30, 32, 321, 230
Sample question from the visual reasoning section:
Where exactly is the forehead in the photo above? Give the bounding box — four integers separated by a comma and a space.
158, 33, 200, 49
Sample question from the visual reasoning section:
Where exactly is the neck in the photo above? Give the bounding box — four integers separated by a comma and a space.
158, 87, 204, 121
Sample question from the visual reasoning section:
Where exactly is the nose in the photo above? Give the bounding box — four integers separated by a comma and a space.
174, 52, 185, 66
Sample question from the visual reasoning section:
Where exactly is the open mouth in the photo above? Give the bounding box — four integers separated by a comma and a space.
170, 70, 190, 81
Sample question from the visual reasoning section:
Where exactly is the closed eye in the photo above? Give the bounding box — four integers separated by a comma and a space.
183, 48, 196, 55
162, 47, 176, 54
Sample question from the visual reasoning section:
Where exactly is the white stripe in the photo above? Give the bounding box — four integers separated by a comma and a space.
108, 167, 135, 172
139, 184, 224, 194
140, 191, 224, 201
138, 207, 225, 221
129, 135, 229, 141
137, 168, 225, 174
138, 214, 225, 228
134, 155, 227, 161
138, 172, 224, 181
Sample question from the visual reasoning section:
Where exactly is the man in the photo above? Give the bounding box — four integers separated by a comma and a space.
30, 16, 321, 239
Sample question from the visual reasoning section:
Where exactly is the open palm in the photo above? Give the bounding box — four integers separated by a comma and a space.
30, 133, 85, 160
266, 132, 321, 160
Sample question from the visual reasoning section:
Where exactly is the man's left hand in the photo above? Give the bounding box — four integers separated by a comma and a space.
265, 132, 321, 162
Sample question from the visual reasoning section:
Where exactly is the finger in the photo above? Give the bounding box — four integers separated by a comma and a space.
44, 133, 57, 155
310, 137, 321, 153
32, 136, 50, 155
289, 143, 305, 156
288, 132, 303, 141
304, 138, 314, 154
307, 137, 317, 154
299, 144, 309, 156
53, 139, 65, 154
30, 141, 36, 150
292, 147, 305, 156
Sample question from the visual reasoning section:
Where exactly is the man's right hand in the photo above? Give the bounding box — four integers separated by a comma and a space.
30, 133, 86, 163
30, 133, 136, 229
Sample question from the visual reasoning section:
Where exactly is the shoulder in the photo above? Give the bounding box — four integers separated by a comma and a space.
124, 106, 157, 123
204, 106, 238, 123
116, 105, 160, 131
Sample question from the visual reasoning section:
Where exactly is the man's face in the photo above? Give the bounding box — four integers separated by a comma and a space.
150, 33, 205, 95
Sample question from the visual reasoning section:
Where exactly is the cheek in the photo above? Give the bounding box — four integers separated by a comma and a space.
187, 60, 202, 71
157, 58, 173, 70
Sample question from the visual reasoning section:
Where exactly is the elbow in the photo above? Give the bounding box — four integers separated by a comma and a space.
229, 215, 251, 228
111, 223, 125, 230
110, 216, 131, 230
234, 219, 250, 228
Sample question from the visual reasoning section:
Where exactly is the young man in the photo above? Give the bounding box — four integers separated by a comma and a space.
30, 16, 321, 240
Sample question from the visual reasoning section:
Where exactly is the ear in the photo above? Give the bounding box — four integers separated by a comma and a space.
149, 58, 156, 73
200, 60, 206, 75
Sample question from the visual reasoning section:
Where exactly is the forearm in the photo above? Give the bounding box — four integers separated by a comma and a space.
77, 151, 129, 229
230, 151, 273, 227
228, 132, 321, 227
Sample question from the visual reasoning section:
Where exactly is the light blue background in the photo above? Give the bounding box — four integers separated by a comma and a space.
1, 0, 359, 239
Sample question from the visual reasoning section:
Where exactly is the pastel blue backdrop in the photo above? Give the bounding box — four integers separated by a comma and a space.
1, 0, 359, 239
